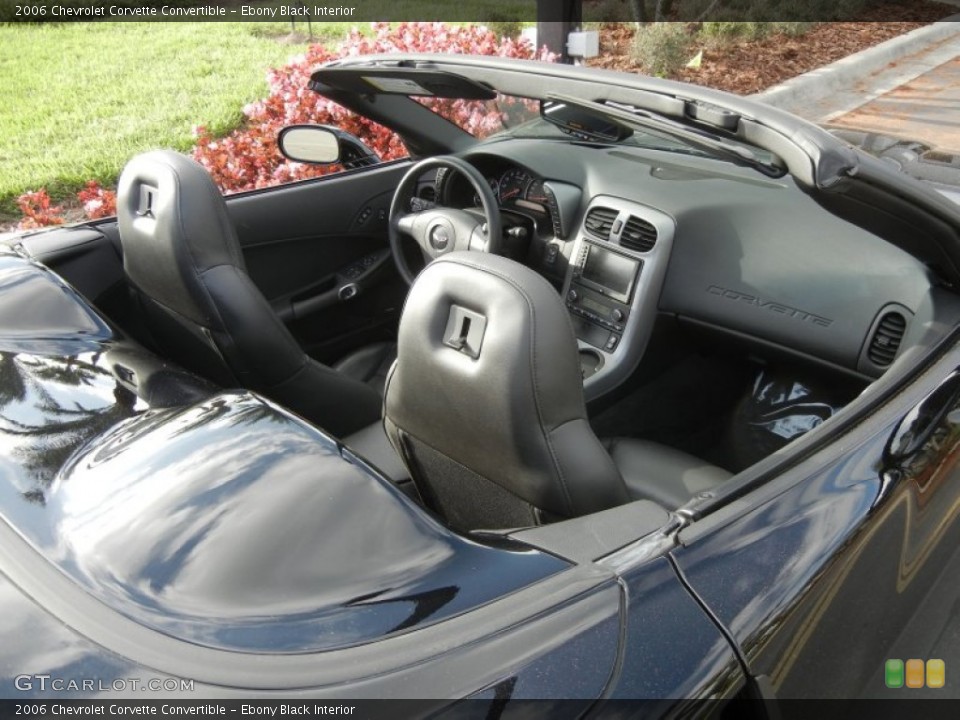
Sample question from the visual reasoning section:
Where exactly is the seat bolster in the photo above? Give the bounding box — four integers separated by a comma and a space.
549, 419, 631, 516
605, 438, 732, 509
267, 358, 382, 438
200, 264, 307, 387
334, 342, 397, 397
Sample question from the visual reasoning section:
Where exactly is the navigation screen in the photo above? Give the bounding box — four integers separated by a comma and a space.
582, 246, 640, 302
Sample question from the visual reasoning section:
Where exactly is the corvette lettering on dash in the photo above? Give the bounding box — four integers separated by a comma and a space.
707, 285, 835, 327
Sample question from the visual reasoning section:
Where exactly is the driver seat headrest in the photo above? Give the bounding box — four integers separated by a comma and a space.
384, 252, 630, 532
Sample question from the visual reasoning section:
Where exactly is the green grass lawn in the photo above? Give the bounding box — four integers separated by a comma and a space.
0, 22, 340, 218
0, 11, 533, 223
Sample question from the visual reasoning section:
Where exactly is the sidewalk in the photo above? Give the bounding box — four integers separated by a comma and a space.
756, 20, 960, 153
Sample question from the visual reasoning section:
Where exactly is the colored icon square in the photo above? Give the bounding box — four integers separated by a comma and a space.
885, 659, 904, 688
906, 659, 925, 688
927, 659, 945, 689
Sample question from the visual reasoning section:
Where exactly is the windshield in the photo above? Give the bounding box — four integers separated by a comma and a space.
413, 92, 773, 165
412, 94, 541, 139
503, 115, 713, 155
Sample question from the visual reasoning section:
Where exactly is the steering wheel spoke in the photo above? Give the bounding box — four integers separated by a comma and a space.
389, 157, 503, 284
392, 211, 419, 237
468, 225, 490, 253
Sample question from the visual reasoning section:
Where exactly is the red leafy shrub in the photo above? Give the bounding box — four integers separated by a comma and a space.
15, 23, 556, 228
77, 181, 117, 220
193, 22, 557, 193
17, 189, 65, 230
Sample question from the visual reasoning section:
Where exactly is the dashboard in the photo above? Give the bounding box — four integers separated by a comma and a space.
426, 138, 940, 399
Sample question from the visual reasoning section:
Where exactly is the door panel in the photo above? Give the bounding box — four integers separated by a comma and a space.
224, 161, 413, 360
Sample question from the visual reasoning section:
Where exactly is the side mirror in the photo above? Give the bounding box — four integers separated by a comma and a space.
277, 125, 380, 168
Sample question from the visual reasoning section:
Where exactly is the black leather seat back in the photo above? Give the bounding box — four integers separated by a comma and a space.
384, 252, 629, 531
118, 151, 246, 329
117, 150, 381, 436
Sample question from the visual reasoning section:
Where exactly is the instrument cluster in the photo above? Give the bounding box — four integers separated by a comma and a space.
439, 162, 552, 217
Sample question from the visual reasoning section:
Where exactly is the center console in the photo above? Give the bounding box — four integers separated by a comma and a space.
562, 196, 675, 401
567, 242, 639, 353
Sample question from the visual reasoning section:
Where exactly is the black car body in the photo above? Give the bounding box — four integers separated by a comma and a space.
2, 54, 960, 713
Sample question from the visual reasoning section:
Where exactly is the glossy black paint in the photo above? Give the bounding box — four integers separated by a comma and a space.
0, 253, 139, 511
0, 251, 731, 702
610, 557, 745, 702
0, 571, 170, 698
40, 393, 566, 652
4, 215, 959, 704
0, 250, 567, 655
0, 561, 626, 699
673, 338, 960, 699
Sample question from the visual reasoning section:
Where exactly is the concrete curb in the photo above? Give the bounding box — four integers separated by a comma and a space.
754, 20, 960, 112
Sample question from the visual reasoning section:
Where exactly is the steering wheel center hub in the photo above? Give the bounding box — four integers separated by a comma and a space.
429, 221, 453, 251
388, 156, 503, 285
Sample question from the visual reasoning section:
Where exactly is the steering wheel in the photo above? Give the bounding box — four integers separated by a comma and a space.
389, 156, 503, 284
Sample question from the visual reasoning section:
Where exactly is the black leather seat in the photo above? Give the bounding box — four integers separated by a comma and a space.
382, 252, 730, 532
117, 149, 393, 437
604, 438, 731, 509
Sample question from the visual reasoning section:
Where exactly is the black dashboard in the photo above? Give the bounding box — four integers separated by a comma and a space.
430, 138, 942, 389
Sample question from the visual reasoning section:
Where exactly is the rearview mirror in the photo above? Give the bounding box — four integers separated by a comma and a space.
540, 100, 633, 143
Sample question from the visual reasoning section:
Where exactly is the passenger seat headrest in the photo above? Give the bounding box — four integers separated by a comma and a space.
384, 252, 628, 530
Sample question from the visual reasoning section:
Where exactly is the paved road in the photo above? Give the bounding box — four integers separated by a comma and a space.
826, 38, 960, 154
756, 24, 960, 198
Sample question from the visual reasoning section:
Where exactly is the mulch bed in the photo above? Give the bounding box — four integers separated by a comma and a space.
587, 0, 955, 94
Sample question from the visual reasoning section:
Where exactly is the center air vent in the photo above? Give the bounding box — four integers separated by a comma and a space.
867, 310, 907, 367
584, 206, 618, 240
620, 216, 657, 252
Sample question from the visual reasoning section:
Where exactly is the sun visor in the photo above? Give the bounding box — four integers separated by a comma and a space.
311, 67, 497, 100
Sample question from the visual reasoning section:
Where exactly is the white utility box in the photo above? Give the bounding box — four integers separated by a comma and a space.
567, 30, 600, 59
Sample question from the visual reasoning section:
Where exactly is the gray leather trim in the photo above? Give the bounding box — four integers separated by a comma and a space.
343, 421, 410, 484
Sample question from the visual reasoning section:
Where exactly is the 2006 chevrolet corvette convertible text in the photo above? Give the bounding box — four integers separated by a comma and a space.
2, 54, 960, 712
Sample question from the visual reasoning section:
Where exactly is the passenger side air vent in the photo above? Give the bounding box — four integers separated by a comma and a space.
867, 311, 907, 367
620, 215, 657, 252
583, 206, 618, 240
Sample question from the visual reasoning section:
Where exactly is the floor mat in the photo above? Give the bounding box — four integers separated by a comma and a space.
590, 355, 864, 473
590, 353, 754, 468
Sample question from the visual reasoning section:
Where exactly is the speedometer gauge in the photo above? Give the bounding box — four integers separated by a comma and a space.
473, 176, 501, 207
498, 168, 531, 203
